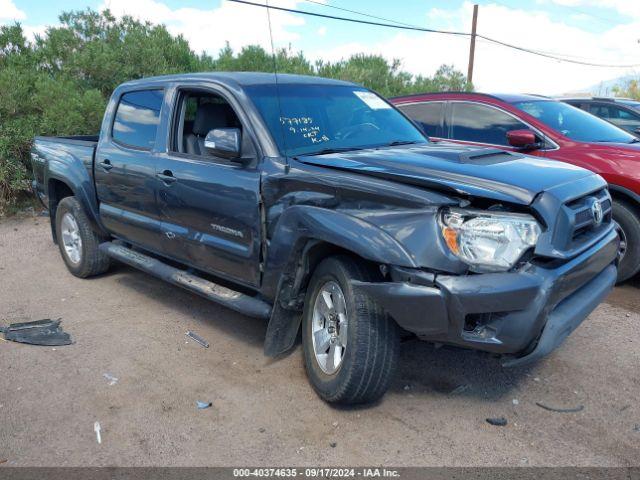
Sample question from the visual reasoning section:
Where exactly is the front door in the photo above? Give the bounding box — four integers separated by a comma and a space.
95, 88, 165, 253
155, 88, 263, 287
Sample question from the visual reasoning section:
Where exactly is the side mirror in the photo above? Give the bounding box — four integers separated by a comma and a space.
204, 128, 241, 160
506, 129, 540, 150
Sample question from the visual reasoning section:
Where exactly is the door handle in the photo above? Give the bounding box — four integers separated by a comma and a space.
99, 159, 113, 171
156, 170, 177, 184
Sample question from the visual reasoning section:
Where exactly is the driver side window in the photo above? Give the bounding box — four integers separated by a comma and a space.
172, 90, 254, 159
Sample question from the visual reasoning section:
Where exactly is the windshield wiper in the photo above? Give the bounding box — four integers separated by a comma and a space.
378, 140, 422, 147
299, 146, 368, 157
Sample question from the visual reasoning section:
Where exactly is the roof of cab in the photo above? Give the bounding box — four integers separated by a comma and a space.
120, 72, 357, 88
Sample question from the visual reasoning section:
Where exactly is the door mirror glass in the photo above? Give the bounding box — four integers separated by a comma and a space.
506, 129, 539, 150
204, 128, 241, 160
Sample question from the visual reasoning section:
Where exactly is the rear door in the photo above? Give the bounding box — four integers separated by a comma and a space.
154, 85, 263, 288
447, 101, 529, 150
95, 88, 165, 253
396, 101, 446, 141
590, 103, 640, 135
444, 101, 554, 157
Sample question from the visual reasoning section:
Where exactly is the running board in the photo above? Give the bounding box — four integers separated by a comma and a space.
99, 242, 272, 319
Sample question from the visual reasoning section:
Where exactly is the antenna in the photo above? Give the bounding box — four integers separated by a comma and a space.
265, 0, 288, 162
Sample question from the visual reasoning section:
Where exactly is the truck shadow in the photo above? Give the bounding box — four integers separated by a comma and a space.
605, 275, 640, 312
389, 339, 533, 401
111, 264, 268, 349
106, 263, 534, 403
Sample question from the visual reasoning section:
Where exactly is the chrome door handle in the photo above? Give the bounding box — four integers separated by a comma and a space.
156, 170, 177, 184
99, 159, 113, 171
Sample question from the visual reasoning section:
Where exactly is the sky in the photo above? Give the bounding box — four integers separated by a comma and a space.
2, 0, 640, 94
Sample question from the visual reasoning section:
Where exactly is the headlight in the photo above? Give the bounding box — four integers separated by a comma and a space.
439, 208, 541, 273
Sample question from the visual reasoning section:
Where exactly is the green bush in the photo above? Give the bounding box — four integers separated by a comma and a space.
0, 9, 472, 215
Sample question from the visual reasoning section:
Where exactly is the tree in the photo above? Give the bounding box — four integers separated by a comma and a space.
613, 79, 640, 100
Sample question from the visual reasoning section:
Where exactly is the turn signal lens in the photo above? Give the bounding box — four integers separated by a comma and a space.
442, 226, 460, 254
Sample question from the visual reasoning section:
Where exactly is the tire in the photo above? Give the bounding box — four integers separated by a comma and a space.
302, 255, 400, 404
613, 199, 640, 283
55, 196, 111, 278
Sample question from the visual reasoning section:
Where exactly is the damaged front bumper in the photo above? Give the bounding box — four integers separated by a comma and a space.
353, 228, 619, 367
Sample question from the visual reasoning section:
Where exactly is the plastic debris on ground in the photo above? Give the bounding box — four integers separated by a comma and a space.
196, 401, 212, 409
186, 331, 209, 348
535, 402, 584, 413
486, 417, 508, 426
0, 319, 72, 346
103, 373, 118, 386
94, 422, 102, 444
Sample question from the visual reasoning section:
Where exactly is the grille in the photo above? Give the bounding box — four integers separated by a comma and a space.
532, 181, 615, 260
566, 189, 612, 243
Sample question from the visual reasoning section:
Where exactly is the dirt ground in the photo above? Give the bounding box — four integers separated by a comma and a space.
0, 215, 638, 467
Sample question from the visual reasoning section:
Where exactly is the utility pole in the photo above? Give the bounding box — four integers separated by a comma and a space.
467, 4, 479, 85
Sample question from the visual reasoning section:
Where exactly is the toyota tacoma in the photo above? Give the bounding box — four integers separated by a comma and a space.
31, 73, 619, 404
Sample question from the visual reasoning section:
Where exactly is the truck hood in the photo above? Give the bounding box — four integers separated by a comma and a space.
298, 144, 595, 205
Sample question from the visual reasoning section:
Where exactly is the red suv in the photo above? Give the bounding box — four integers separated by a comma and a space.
391, 92, 640, 282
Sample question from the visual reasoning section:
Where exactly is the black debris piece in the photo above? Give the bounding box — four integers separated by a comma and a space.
486, 417, 508, 426
535, 402, 584, 413
0, 319, 72, 346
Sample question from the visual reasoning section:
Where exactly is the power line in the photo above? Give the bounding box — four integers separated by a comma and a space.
477, 33, 640, 68
487, 0, 623, 28
301, 0, 415, 28
227, 0, 468, 36
227, 0, 640, 68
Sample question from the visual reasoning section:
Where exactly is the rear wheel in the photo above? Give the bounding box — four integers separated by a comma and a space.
302, 255, 399, 404
613, 199, 640, 283
55, 196, 110, 278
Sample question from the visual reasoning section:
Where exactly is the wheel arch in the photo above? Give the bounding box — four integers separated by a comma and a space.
262, 205, 410, 357
263, 237, 384, 358
47, 178, 75, 243
46, 175, 105, 243
609, 184, 640, 213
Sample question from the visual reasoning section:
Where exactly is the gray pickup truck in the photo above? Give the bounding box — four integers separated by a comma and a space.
31, 73, 619, 404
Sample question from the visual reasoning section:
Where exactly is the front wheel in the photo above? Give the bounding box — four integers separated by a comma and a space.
302, 255, 399, 404
613, 199, 640, 283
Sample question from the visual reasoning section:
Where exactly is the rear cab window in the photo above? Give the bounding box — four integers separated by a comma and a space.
112, 89, 164, 149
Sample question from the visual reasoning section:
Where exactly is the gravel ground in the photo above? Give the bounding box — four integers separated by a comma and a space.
0, 215, 639, 467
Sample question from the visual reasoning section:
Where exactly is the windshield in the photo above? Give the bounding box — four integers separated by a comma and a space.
245, 84, 427, 156
514, 100, 636, 143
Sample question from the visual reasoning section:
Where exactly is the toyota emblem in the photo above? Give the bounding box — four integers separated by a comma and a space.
591, 200, 603, 225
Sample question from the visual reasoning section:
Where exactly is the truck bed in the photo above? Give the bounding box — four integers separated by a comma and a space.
31, 135, 99, 207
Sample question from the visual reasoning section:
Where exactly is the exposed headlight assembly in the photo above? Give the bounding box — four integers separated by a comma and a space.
440, 208, 541, 273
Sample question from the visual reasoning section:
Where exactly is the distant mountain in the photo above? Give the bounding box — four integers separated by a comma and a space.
562, 74, 638, 97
